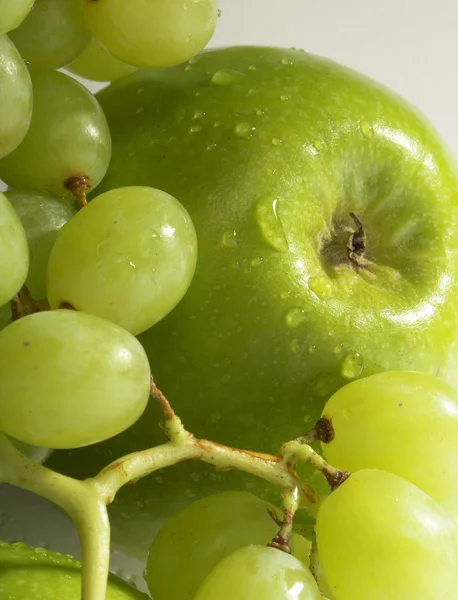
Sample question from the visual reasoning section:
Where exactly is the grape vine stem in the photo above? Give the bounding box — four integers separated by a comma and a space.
0, 380, 345, 600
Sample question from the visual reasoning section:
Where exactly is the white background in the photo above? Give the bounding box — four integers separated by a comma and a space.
2, 0, 458, 588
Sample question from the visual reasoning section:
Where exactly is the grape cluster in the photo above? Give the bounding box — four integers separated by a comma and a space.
1, 3, 458, 600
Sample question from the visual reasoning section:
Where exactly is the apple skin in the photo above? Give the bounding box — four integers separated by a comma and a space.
48, 47, 458, 557
0, 541, 149, 599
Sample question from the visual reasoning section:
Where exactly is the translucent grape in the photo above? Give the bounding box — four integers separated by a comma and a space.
316, 469, 458, 600
82, 0, 218, 68
145, 491, 281, 600
0, 310, 151, 449
6, 190, 77, 301
67, 37, 137, 82
0, 35, 33, 160
0, 69, 111, 199
0, 192, 29, 306
9, 0, 91, 70
0, 541, 150, 599
194, 545, 322, 600
319, 371, 458, 524
47, 186, 198, 335
0, 0, 34, 34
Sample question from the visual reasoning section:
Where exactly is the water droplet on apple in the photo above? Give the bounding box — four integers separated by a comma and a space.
314, 139, 323, 151
192, 111, 204, 119
185, 65, 192, 71
251, 256, 263, 267
280, 95, 289, 101
185, 489, 196, 498
210, 69, 245, 86
255, 108, 265, 116
213, 121, 223, 127
221, 229, 237, 248
285, 307, 307, 328
233, 122, 254, 139
333, 343, 344, 354
189, 124, 201, 133
190, 472, 201, 482
360, 121, 374, 138
272, 137, 283, 146
308, 276, 333, 300
309, 345, 317, 353
341, 351, 364, 379
136, 106, 144, 114
248, 88, 256, 95
254, 196, 288, 252
248, 65, 256, 70
281, 58, 293, 65
221, 373, 231, 384
206, 143, 217, 151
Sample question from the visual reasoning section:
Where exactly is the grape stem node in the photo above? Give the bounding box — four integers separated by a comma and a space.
0, 383, 346, 600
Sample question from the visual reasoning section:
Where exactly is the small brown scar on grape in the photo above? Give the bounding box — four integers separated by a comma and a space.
308, 417, 335, 443
59, 302, 76, 311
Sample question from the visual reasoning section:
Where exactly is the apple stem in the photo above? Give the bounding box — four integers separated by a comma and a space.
0, 383, 347, 600
347, 212, 367, 264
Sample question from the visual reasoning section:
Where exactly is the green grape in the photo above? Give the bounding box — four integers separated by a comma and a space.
47, 186, 198, 335
145, 491, 281, 600
7, 438, 52, 464
9, 0, 91, 70
291, 534, 311, 568
82, 0, 217, 68
0, 192, 29, 307
0, 35, 33, 160
0, 541, 149, 599
319, 371, 458, 525
0, 0, 33, 34
0, 69, 111, 199
316, 469, 458, 600
0, 310, 151, 449
194, 545, 322, 600
67, 37, 137, 82
6, 189, 76, 301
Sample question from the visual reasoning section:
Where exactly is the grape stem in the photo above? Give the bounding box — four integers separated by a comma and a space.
0, 380, 346, 600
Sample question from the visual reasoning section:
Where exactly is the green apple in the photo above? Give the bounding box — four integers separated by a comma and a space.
47, 46, 458, 557
0, 540, 149, 599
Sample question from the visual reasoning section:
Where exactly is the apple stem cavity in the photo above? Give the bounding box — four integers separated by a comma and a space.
0, 382, 347, 600
346, 212, 367, 265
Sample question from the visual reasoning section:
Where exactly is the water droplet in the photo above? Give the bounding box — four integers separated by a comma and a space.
248, 88, 256, 95
213, 121, 223, 127
281, 58, 293, 65
314, 139, 322, 151
211, 69, 245, 86
280, 95, 289, 101
206, 143, 217, 151
233, 122, 254, 139
291, 339, 300, 353
190, 472, 201, 482
189, 125, 201, 133
189, 58, 197, 65
333, 344, 344, 355
308, 276, 332, 300
360, 121, 374, 138
192, 110, 204, 119
255, 108, 265, 116
185, 489, 196, 498
221, 229, 237, 248
280, 290, 291, 300
308, 345, 317, 353
248, 65, 256, 71
341, 352, 364, 379
185, 65, 192, 71
254, 196, 288, 252
285, 307, 307, 329
136, 106, 144, 114
251, 257, 263, 267
272, 137, 283, 146
221, 373, 231, 385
